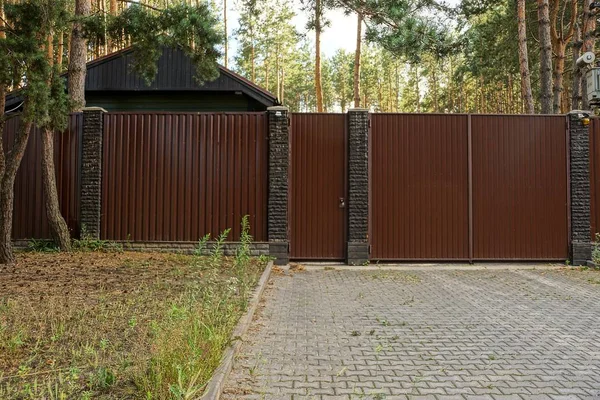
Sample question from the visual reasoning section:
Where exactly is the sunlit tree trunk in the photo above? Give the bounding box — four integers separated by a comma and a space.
414, 66, 420, 113
276, 44, 280, 100
353, 12, 362, 108
223, 0, 228, 68
550, 0, 576, 113
314, 0, 324, 112
69, 0, 91, 112
57, 32, 64, 70
538, 0, 553, 113
517, 0, 534, 113
108, 0, 117, 52
572, 24, 582, 109
582, 0, 596, 110
280, 67, 285, 103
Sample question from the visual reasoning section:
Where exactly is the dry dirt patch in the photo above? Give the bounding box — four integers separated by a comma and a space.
0, 251, 265, 399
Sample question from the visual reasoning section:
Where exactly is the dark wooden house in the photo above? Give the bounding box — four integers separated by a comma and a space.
4, 47, 278, 112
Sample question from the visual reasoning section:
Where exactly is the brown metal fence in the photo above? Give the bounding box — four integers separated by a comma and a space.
290, 113, 347, 260
5, 114, 82, 239
370, 113, 569, 261
101, 112, 268, 242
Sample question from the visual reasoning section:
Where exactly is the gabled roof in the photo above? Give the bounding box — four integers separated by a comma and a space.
5, 46, 278, 109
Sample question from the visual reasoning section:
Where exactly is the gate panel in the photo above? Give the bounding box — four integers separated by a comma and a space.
101, 112, 268, 242
290, 113, 346, 260
371, 114, 469, 260
472, 115, 568, 260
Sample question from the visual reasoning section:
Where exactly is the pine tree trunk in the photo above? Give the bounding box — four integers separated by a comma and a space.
537, 0, 553, 114
251, 43, 255, 81
315, 0, 324, 112
353, 12, 362, 108
553, 42, 567, 113
223, 0, 228, 68
0, 1, 5, 214
265, 57, 269, 90
517, 0, 535, 113
280, 67, 285, 104
0, 122, 33, 264
480, 76, 486, 112
43, 30, 72, 251
41, 128, 72, 250
572, 24, 582, 110
395, 64, 400, 112
414, 66, 420, 113
582, 0, 596, 110
432, 64, 439, 112
69, 0, 91, 112
57, 33, 64, 70
108, 0, 117, 52
276, 44, 280, 100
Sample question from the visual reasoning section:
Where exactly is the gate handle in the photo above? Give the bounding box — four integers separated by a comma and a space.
339, 197, 346, 208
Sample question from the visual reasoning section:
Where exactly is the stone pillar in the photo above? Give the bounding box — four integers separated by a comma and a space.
347, 109, 370, 265
80, 107, 106, 239
568, 110, 592, 265
267, 106, 290, 265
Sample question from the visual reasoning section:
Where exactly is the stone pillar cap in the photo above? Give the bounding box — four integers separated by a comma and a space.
348, 108, 370, 112
82, 107, 108, 113
267, 106, 289, 111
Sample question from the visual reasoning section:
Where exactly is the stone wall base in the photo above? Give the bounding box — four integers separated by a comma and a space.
347, 242, 369, 266
15, 240, 269, 257
269, 242, 289, 265
572, 241, 592, 266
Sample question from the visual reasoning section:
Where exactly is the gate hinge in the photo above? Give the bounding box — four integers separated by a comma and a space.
368, 244, 372, 255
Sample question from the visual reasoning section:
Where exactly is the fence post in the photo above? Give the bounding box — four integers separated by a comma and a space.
267, 106, 290, 265
80, 107, 106, 240
347, 108, 370, 265
568, 110, 592, 265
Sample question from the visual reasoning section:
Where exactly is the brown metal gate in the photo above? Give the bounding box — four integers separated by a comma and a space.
471, 115, 568, 260
371, 113, 569, 261
290, 113, 347, 260
101, 112, 268, 242
371, 114, 470, 260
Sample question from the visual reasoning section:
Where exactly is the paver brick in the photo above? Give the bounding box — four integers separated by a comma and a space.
222, 267, 600, 399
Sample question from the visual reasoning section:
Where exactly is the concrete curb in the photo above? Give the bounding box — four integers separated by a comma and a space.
199, 261, 273, 400
300, 263, 568, 271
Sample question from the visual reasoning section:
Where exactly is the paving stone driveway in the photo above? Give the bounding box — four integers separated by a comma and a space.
223, 266, 600, 399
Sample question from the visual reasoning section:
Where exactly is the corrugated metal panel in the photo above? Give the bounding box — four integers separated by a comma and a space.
5, 114, 82, 239
101, 112, 268, 242
290, 113, 347, 260
371, 114, 470, 260
471, 115, 568, 260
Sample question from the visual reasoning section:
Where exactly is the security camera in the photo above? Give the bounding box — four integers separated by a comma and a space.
577, 52, 596, 68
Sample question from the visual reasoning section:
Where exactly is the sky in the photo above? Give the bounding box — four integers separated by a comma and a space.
225, 0, 462, 65
226, 2, 358, 63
